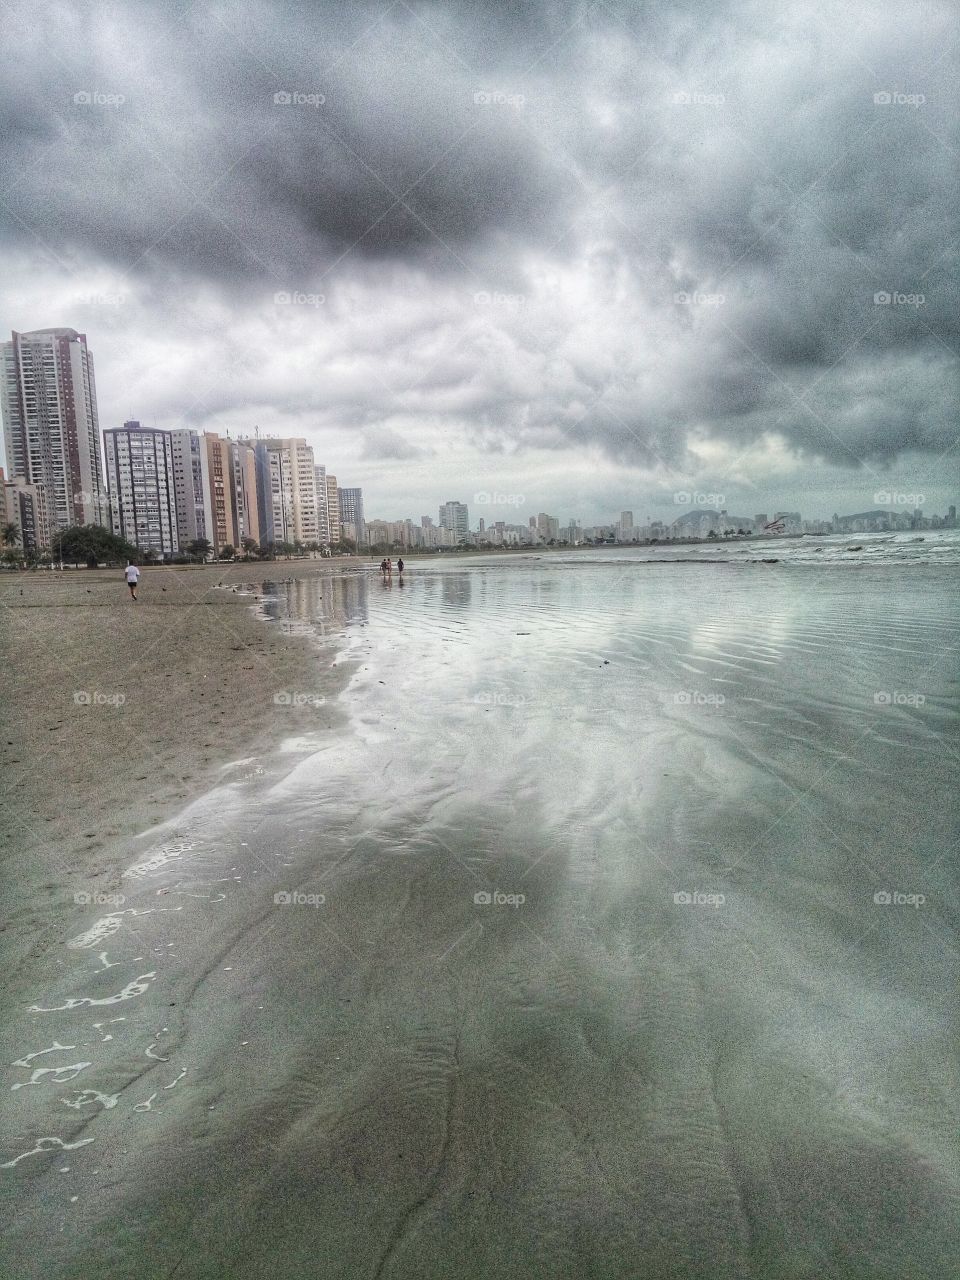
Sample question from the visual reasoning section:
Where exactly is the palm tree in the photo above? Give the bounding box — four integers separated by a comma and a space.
1, 522, 19, 548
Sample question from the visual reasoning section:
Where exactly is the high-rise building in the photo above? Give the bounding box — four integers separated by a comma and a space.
103, 421, 179, 557
243, 437, 319, 546
620, 511, 633, 529
202, 431, 237, 555
0, 328, 107, 531
314, 464, 329, 544
325, 474, 340, 543
439, 500, 469, 542
170, 429, 213, 550
230, 440, 260, 548
1, 467, 50, 551
338, 487, 364, 544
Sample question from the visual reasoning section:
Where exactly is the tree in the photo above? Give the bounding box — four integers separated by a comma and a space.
52, 524, 136, 567
240, 536, 259, 558
220, 544, 235, 561
1, 522, 19, 548
187, 538, 212, 562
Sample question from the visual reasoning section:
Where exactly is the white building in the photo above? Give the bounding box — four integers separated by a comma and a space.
103, 421, 179, 557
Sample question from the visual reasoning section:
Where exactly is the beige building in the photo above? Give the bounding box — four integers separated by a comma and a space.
1, 467, 50, 550
202, 432, 237, 555
240, 437, 319, 547
230, 440, 260, 548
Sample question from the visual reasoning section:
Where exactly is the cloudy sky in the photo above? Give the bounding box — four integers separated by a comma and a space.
1, 0, 956, 524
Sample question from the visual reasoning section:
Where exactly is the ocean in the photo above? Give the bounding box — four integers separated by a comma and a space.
5, 535, 959, 1278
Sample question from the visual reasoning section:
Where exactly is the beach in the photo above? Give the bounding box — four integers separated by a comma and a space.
2, 542, 959, 1279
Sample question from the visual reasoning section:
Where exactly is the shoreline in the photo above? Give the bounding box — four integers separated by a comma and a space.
0, 562, 355, 981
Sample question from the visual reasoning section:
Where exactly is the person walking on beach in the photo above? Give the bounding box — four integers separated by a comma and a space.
397, 557, 404, 575
124, 561, 140, 601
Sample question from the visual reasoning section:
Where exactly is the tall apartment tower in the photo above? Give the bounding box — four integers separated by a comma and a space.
314, 464, 330, 544
325, 474, 340, 543
230, 440, 261, 547
103, 421, 180, 557
0, 328, 106, 531
438, 501, 469, 542
170, 429, 213, 550
243, 437, 319, 546
338, 487, 365, 544
202, 431, 237, 555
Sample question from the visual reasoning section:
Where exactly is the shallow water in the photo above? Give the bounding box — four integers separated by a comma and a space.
3, 556, 959, 1278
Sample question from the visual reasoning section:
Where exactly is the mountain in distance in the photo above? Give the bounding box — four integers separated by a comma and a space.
670, 508, 755, 529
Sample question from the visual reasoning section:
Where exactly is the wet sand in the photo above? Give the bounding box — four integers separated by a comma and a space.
2, 555, 959, 1279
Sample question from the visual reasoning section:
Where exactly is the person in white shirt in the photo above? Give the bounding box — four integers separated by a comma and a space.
124, 562, 141, 600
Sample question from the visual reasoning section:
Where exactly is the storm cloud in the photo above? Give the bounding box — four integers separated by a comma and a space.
0, 0, 955, 519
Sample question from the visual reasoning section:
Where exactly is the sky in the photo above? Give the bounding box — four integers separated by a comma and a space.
0, 0, 956, 525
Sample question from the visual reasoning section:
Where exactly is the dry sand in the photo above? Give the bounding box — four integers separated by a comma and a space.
0, 560, 358, 973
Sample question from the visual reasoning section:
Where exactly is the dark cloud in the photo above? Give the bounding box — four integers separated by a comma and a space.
0, 0, 956, 497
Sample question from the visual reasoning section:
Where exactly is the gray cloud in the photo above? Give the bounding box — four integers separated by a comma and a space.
0, 0, 956, 510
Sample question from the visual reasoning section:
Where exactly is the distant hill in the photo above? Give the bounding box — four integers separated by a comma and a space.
671, 509, 754, 529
